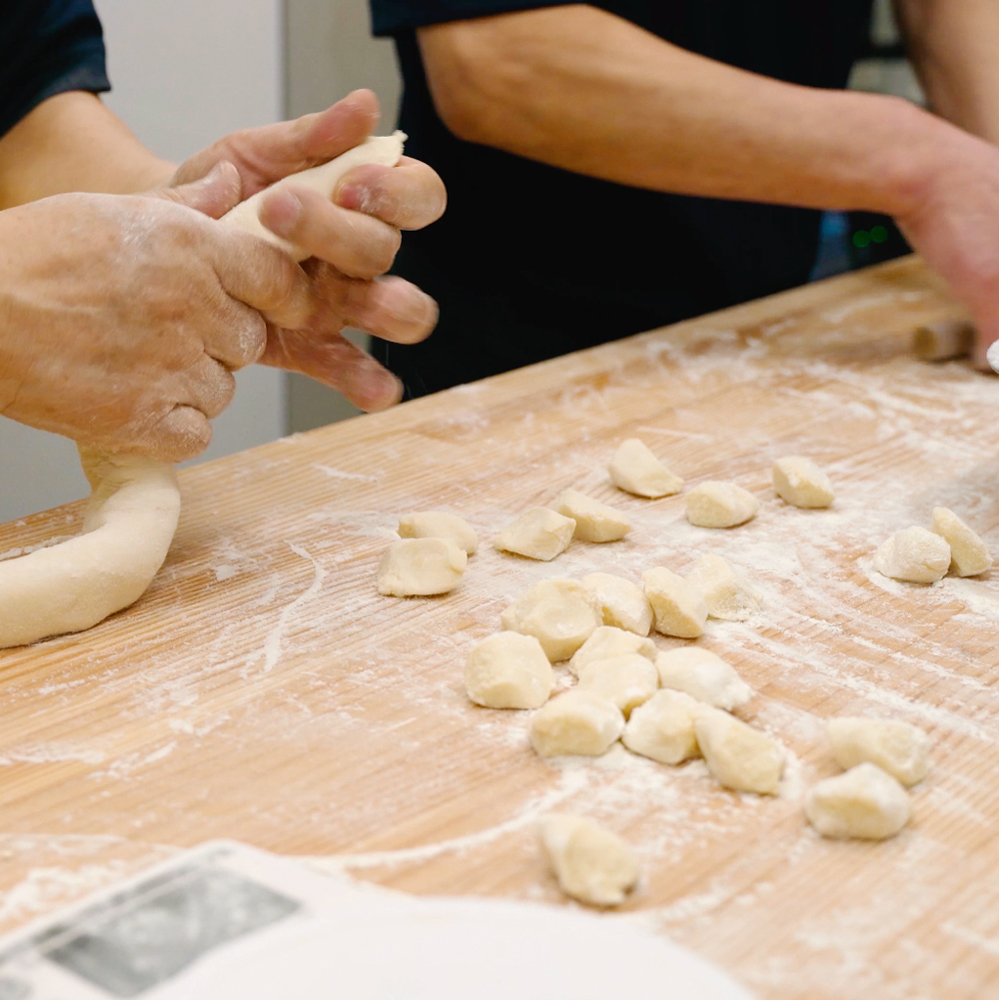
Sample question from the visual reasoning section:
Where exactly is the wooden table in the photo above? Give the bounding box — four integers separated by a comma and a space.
1, 256, 997, 999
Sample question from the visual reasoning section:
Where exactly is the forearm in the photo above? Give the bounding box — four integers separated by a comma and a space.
0, 91, 174, 209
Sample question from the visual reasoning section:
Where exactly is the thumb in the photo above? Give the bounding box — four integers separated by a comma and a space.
165, 160, 243, 219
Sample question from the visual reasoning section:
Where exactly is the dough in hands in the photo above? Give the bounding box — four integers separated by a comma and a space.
804, 763, 911, 840
695, 708, 784, 795
826, 717, 930, 787
930, 506, 992, 577
539, 814, 640, 907
529, 690, 625, 757
874, 526, 950, 584
608, 439, 683, 498
685, 482, 759, 528
554, 490, 631, 542
655, 647, 752, 711
568, 626, 656, 677
465, 632, 554, 709
576, 654, 659, 718
501, 579, 602, 661
399, 511, 478, 555
641, 567, 708, 638
494, 508, 575, 561
377, 538, 467, 596
581, 572, 653, 636
772, 456, 834, 509
622, 689, 703, 765
685, 554, 762, 621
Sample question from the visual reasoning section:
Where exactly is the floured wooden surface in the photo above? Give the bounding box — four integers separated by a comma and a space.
1, 256, 998, 999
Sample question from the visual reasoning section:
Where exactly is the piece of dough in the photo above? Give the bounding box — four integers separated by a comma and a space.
655, 647, 752, 711
465, 632, 554, 709
622, 689, 703, 765
581, 572, 653, 636
501, 579, 602, 661
641, 567, 708, 639
554, 489, 631, 542
685, 554, 762, 621
219, 132, 406, 261
685, 482, 759, 529
804, 763, 911, 840
568, 626, 657, 677
826, 717, 930, 787
494, 508, 575, 561
529, 690, 625, 757
772, 456, 834, 509
874, 526, 950, 584
608, 439, 683, 498
695, 709, 784, 795
930, 506, 992, 577
576, 654, 659, 718
539, 814, 640, 907
398, 511, 478, 555
0, 448, 180, 648
376, 538, 467, 597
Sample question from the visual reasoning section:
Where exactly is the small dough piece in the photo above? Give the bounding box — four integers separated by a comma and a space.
568, 626, 656, 677
874, 526, 950, 584
539, 814, 640, 907
577, 654, 659, 718
609, 439, 683, 498
772, 456, 834, 509
465, 633, 554, 709
554, 489, 631, 542
376, 538, 467, 597
930, 507, 992, 577
826, 717, 930, 787
494, 507, 575, 561
695, 709, 784, 795
685, 482, 760, 529
398, 511, 478, 555
641, 567, 708, 639
501, 579, 602, 661
804, 763, 911, 840
622, 689, 703, 765
685, 554, 762, 621
529, 690, 625, 757
581, 572, 653, 636
655, 647, 752, 711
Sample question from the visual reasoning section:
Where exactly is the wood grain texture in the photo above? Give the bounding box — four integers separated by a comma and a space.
1, 256, 998, 999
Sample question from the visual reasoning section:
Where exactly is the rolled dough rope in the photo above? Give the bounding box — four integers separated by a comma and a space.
0, 134, 407, 648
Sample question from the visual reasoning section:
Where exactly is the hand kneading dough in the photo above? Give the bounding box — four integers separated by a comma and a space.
930, 506, 992, 577
529, 690, 624, 757
655, 647, 752, 711
0, 447, 180, 648
576, 654, 659, 718
608, 439, 683, 498
494, 508, 575, 561
398, 511, 478, 555
826, 717, 930, 787
804, 763, 911, 840
465, 632, 554, 709
685, 554, 762, 621
568, 626, 656, 677
685, 481, 759, 528
695, 709, 784, 795
874, 526, 950, 583
641, 567, 708, 638
581, 573, 653, 636
539, 814, 640, 907
501, 579, 602, 661
772, 456, 834, 508
554, 489, 631, 542
622, 689, 703, 765
377, 538, 467, 596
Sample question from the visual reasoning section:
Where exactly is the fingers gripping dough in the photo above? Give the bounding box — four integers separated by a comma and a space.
501, 579, 602, 662
641, 567, 708, 639
804, 763, 911, 840
608, 439, 683, 498
576, 654, 659, 718
465, 632, 554, 709
529, 690, 624, 757
554, 490, 631, 542
695, 709, 784, 795
377, 538, 467, 596
622, 689, 703, 765
874, 526, 951, 584
581, 572, 653, 636
568, 626, 656, 677
685, 554, 762, 621
494, 508, 575, 561
826, 717, 930, 787
930, 507, 992, 577
398, 511, 478, 555
655, 647, 752, 711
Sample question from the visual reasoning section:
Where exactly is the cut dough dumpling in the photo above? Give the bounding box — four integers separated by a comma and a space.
377, 538, 467, 596
609, 439, 683, 498
577, 654, 659, 718
655, 647, 752, 711
465, 633, 554, 709
539, 814, 640, 907
685, 554, 762, 621
554, 490, 631, 543
641, 567, 708, 638
695, 709, 784, 795
804, 763, 911, 840
772, 456, 834, 509
622, 689, 703, 765
685, 481, 760, 528
874, 526, 950, 584
529, 690, 625, 757
826, 717, 930, 787
501, 578, 602, 661
581, 572, 653, 636
494, 508, 575, 561
399, 511, 478, 555
930, 507, 992, 577
568, 626, 656, 677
